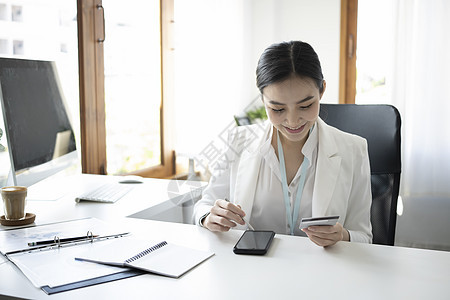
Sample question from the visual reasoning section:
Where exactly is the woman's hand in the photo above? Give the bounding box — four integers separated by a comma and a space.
301, 222, 349, 247
202, 199, 246, 232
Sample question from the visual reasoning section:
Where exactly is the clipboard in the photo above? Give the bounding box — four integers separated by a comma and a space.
41, 269, 145, 295
0, 218, 143, 294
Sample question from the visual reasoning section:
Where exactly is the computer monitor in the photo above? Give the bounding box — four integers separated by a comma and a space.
0, 58, 78, 187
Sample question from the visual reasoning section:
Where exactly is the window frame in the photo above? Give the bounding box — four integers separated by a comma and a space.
77, 0, 175, 177
339, 0, 358, 104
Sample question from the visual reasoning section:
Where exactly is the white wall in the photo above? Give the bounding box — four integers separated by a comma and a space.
246, 0, 341, 106
173, 0, 340, 158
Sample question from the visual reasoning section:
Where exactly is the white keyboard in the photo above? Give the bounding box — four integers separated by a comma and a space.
75, 183, 134, 203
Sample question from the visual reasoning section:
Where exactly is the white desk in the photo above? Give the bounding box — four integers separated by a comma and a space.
21, 173, 206, 225
1, 175, 450, 299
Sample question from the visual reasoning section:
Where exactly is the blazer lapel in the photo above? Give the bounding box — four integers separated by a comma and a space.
232, 122, 270, 226
312, 119, 342, 216
233, 150, 261, 221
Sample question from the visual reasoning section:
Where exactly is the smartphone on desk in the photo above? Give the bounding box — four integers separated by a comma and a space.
233, 230, 275, 255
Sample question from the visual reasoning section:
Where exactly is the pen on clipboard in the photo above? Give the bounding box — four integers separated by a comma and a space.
224, 198, 255, 231
27, 235, 100, 246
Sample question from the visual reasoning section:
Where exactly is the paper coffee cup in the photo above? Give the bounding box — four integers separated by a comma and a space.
1, 186, 27, 220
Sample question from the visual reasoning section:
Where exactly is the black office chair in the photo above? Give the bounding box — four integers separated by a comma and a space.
319, 104, 401, 246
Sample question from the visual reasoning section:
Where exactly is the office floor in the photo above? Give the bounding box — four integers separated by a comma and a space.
395, 196, 450, 251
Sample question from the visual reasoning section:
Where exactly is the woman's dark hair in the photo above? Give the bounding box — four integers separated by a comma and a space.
256, 41, 324, 94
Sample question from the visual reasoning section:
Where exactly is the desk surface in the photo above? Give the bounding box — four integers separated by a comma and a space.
1, 175, 450, 299
17, 173, 205, 225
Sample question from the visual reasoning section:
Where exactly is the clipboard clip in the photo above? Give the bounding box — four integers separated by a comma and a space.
51, 231, 97, 248
54, 236, 60, 247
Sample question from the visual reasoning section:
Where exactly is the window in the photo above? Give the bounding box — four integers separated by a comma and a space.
78, 0, 174, 177
12, 40, 23, 55
0, 4, 8, 21
0, 39, 8, 54
1, 0, 173, 180
102, 0, 162, 175
339, 0, 358, 103
340, 0, 395, 105
11, 5, 22, 22
355, 0, 393, 104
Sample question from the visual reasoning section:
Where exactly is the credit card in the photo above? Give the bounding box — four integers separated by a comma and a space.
299, 215, 339, 229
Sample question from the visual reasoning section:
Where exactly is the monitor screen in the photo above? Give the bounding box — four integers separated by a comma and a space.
0, 58, 77, 187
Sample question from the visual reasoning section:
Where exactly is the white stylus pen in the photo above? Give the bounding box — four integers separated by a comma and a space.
224, 198, 255, 230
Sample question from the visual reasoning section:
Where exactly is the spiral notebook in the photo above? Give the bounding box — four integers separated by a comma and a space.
75, 237, 214, 278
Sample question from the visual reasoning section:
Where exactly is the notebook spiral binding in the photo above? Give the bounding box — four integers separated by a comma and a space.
125, 241, 168, 264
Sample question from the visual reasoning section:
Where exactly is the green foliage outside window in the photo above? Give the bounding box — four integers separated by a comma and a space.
246, 106, 267, 122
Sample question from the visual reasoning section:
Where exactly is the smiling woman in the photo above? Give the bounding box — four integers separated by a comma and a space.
194, 41, 373, 247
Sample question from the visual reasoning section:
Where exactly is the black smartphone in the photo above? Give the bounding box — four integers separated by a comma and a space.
233, 230, 275, 255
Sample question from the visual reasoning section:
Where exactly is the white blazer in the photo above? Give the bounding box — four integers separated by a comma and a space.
194, 118, 373, 243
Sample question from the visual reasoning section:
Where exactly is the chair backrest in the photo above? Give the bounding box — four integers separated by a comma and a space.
319, 104, 401, 245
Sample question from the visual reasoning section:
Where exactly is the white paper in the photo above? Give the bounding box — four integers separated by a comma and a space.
8, 242, 128, 288
77, 237, 214, 278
